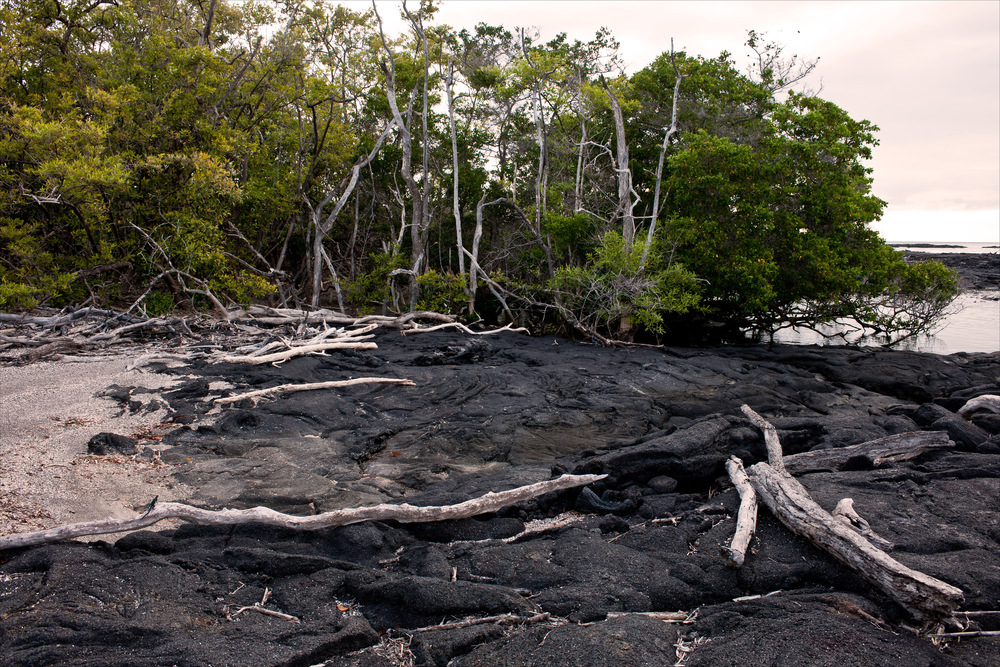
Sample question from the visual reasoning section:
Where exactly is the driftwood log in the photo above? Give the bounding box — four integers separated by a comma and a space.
747, 461, 964, 621
958, 394, 1000, 419
738, 405, 964, 622
400, 322, 529, 336
782, 431, 954, 475
721, 456, 757, 568
0, 473, 606, 551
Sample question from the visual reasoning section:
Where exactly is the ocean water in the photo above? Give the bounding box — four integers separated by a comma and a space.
889, 241, 1000, 255
773, 243, 999, 354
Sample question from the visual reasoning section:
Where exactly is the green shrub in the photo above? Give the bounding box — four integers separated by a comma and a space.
416, 270, 469, 314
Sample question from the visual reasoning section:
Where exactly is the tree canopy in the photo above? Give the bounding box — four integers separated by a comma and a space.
0, 0, 957, 344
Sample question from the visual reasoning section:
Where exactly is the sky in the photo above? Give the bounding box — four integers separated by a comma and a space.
356, 0, 1000, 243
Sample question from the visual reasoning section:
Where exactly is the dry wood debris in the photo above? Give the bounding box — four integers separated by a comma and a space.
725, 405, 965, 625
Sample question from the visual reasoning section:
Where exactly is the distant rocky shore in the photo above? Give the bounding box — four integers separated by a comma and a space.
904, 250, 999, 292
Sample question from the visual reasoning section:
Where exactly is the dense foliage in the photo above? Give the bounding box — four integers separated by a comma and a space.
0, 0, 957, 343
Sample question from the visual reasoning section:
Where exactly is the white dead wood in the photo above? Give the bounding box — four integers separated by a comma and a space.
0, 473, 607, 550
219, 340, 377, 364
407, 612, 555, 634
227, 588, 300, 623
239, 307, 454, 328
740, 405, 785, 473
925, 629, 1000, 639
957, 394, 1000, 419
748, 462, 964, 621
214, 377, 415, 406
782, 431, 954, 475
739, 406, 965, 622
832, 498, 894, 551
721, 456, 757, 568
400, 322, 528, 337
606, 611, 695, 623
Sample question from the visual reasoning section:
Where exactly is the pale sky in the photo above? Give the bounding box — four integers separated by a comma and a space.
360, 0, 1000, 242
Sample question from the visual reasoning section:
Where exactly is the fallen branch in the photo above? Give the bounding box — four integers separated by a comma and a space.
0, 473, 607, 550
605, 611, 695, 623
228, 587, 300, 623
407, 612, 554, 633
748, 462, 964, 621
214, 377, 415, 406
219, 339, 377, 364
238, 307, 454, 328
740, 404, 785, 473
782, 431, 954, 475
721, 456, 757, 568
925, 630, 1000, 639
401, 322, 529, 336
739, 405, 965, 622
958, 394, 1000, 419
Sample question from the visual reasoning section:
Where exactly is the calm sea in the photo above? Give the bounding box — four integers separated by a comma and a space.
773, 242, 999, 354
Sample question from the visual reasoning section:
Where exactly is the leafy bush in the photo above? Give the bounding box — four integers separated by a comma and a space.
551, 230, 701, 338
415, 270, 469, 314
345, 252, 409, 313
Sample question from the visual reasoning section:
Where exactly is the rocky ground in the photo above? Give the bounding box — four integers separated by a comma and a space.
1, 324, 999, 666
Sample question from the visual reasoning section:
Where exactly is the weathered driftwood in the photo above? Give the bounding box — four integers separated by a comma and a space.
0, 473, 607, 550
740, 404, 785, 474
739, 418, 965, 623
238, 307, 454, 328
219, 339, 377, 364
958, 394, 1000, 419
606, 611, 695, 623
721, 456, 757, 568
782, 431, 954, 475
214, 377, 415, 406
739, 405, 964, 621
400, 321, 529, 336
832, 498, 894, 551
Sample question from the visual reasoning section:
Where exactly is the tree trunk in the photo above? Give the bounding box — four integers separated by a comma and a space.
642, 41, 684, 268
601, 76, 635, 251
446, 58, 466, 276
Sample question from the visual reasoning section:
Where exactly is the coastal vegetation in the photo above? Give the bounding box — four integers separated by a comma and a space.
0, 0, 958, 343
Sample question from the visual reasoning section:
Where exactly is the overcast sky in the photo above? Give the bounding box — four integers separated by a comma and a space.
360, 0, 999, 242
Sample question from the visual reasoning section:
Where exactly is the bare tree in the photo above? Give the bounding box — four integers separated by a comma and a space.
641, 40, 685, 268
601, 75, 637, 251
445, 56, 466, 276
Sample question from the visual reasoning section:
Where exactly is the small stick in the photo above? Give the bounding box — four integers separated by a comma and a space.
407, 612, 553, 633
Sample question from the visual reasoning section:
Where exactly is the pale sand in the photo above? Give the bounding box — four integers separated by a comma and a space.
0, 356, 197, 540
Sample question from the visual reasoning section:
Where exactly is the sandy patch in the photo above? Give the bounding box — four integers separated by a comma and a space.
0, 356, 196, 539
